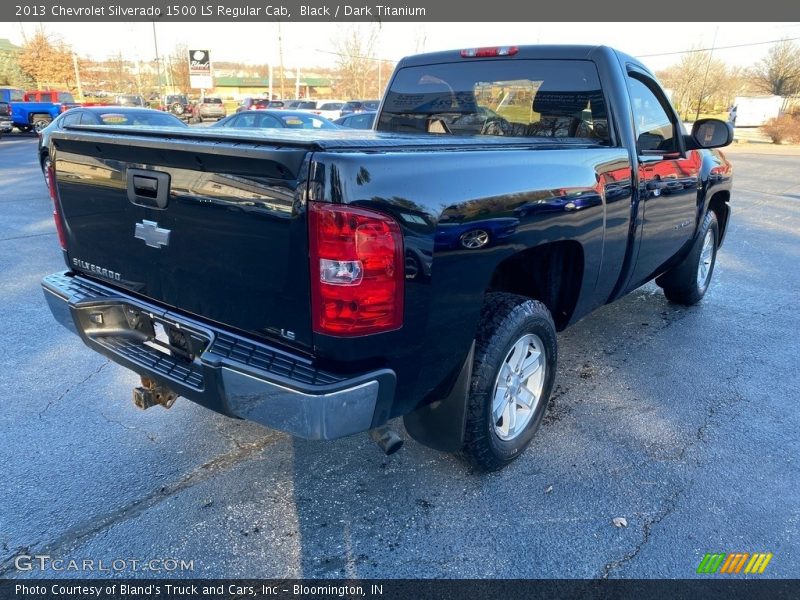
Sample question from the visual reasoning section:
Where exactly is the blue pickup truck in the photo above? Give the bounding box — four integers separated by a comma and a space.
0, 86, 23, 135
4, 88, 78, 133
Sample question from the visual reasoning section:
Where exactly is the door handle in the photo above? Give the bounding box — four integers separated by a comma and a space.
132, 175, 158, 196
127, 169, 170, 209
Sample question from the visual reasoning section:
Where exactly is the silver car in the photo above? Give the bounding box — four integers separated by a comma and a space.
193, 97, 227, 122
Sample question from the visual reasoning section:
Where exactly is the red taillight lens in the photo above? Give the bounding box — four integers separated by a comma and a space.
309, 202, 403, 337
47, 162, 67, 250
460, 46, 519, 58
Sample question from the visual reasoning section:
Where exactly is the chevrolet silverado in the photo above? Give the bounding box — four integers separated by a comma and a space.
41, 45, 733, 470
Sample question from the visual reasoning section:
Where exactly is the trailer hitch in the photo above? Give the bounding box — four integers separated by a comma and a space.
132, 376, 179, 410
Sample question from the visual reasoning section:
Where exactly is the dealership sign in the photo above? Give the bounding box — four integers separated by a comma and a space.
188, 49, 213, 89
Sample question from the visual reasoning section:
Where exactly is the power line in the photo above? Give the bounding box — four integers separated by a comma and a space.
638, 36, 800, 57
315, 48, 393, 63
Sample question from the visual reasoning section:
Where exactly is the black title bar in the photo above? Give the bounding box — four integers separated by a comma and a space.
3, 0, 800, 21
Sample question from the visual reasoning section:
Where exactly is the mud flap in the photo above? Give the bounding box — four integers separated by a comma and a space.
403, 342, 474, 452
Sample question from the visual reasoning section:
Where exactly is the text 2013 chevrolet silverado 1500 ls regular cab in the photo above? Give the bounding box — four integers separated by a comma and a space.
41, 46, 733, 471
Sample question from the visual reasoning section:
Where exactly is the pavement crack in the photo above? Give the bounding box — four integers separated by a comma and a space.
0, 431, 280, 577
600, 363, 748, 578
600, 486, 683, 579
0, 232, 56, 243
38, 360, 110, 419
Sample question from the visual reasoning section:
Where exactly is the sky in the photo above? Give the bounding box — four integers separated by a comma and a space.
1, 21, 799, 73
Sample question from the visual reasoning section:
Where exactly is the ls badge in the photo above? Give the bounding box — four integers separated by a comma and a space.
134, 220, 171, 249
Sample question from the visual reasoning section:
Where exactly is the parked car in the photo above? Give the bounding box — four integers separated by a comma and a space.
267, 100, 286, 109
294, 100, 345, 120
10, 89, 79, 133
192, 97, 227, 122
114, 94, 146, 107
42, 45, 733, 472
37, 107, 187, 187
161, 94, 192, 117
235, 97, 271, 112
212, 110, 338, 130
334, 111, 376, 129
0, 87, 20, 135
340, 100, 380, 116
24, 90, 77, 104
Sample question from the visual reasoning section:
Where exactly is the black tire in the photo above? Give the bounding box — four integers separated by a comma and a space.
41, 154, 52, 189
170, 103, 185, 116
460, 293, 558, 472
18, 125, 32, 133
656, 211, 719, 306
32, 116, 51, 134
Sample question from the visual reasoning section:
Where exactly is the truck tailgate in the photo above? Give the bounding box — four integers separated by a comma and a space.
51, 129, 314, 349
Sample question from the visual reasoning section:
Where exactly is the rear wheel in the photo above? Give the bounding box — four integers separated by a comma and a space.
460, 293, 557, 472
656, 211, 719, 305
18, 125, 32, 133
33, 117, 51, 134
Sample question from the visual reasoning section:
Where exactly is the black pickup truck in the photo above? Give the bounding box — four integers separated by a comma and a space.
41, 45, 733, 471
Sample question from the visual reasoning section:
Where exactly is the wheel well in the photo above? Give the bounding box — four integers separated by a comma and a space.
486, 241, 584, 330
708, 191, 730, 246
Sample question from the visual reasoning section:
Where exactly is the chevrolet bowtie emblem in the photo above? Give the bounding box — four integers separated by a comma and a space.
134, 220, 171, 249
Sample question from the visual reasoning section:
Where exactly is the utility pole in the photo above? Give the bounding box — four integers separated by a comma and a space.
268, 64, 273, 99
295, 65, 300, 98
695, 27, 719, 122
72, 53, 84, 101
152, 22, 164, 103
278, 21, 285, 98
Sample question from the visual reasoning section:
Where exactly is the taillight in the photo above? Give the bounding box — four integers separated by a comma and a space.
460, 46, 518, 58
47, 161, 67, 250
309, 202, 403, 337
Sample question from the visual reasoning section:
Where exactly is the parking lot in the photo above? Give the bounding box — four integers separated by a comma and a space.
0, 133, 798, 578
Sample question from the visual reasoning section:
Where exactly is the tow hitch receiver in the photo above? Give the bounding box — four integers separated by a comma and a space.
133, 376, 179, 410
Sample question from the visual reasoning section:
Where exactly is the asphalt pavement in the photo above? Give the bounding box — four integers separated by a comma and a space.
0, 133, 798, 579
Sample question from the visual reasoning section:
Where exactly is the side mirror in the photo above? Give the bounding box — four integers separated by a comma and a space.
687, 118, 733, 149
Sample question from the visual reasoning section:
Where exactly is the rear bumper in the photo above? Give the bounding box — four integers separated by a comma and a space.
41, 272, 395, 440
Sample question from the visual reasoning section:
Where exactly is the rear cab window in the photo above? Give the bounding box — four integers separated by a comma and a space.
378, 59, 610, 144
5, 89, 25, 102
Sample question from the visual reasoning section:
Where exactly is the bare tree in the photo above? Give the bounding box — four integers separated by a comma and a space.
657, 50, 732, 120
750, 40, 800, 98
333, 25, 378, 99
168, 43, 191, 93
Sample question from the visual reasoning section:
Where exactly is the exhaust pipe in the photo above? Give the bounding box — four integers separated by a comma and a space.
369, 426, 404, 455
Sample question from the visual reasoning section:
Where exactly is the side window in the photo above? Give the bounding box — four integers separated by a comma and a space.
628, 76, 677, 154
254, 114, 281, 128
61, 111, 81, 126
351, 114, 373, 128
